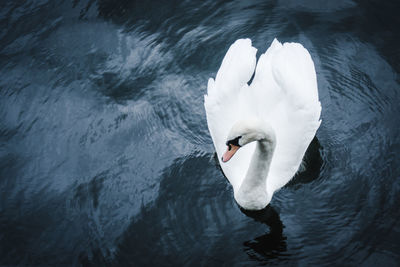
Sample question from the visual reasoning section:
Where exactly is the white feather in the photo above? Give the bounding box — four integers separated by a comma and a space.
204, 38, 321, 200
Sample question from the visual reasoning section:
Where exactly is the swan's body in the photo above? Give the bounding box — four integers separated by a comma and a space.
204, 38, 321, 210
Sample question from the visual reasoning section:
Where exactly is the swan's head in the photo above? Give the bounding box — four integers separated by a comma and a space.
222, 119, 276, 163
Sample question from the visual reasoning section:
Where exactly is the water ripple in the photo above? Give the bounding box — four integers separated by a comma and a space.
1, 0, 399, 266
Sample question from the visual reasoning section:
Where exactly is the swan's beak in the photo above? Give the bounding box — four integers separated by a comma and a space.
222, 145, 240, 163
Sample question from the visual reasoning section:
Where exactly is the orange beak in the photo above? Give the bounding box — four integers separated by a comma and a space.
222, 144, 240, 163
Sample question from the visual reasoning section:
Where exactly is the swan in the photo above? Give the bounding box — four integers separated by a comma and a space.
204, 38, 321, 210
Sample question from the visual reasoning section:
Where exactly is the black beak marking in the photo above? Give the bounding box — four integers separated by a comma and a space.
226, 136, 242, 147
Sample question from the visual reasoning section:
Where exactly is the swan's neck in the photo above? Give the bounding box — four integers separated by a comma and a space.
235, 138, 275, 210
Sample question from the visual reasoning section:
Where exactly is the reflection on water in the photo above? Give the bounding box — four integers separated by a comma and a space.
113, 155, 287, 266
241, 206, 287, 261
0, 0, 400, 266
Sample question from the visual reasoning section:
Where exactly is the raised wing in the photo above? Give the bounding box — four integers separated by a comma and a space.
204, 39, 257, 190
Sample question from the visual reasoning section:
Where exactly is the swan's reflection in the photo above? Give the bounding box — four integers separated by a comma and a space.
287, 136, 323, 188
240, 205, 287, 260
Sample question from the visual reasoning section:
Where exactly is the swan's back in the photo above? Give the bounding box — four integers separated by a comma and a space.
204, 38, 321, 195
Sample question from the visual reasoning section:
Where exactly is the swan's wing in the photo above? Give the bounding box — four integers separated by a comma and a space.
252, 40, 322, 193
204, 39, 257, 190
247, 39, 285, 117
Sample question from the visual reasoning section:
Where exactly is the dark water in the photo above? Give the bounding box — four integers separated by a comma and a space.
1, 0, 400, 266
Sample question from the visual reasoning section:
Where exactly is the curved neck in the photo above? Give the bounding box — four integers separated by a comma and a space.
235, 137, 275, 210
245, 139, 274, 187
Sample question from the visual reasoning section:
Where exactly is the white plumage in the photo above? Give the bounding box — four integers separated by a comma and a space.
204, 38, 321, 209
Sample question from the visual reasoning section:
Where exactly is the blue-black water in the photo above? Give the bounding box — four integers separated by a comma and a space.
1, 0, 399, 266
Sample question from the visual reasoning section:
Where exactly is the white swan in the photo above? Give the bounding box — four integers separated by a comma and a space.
204, 38, 321, 210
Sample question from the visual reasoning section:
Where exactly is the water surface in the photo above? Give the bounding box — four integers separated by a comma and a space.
1, 0, 399, 266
